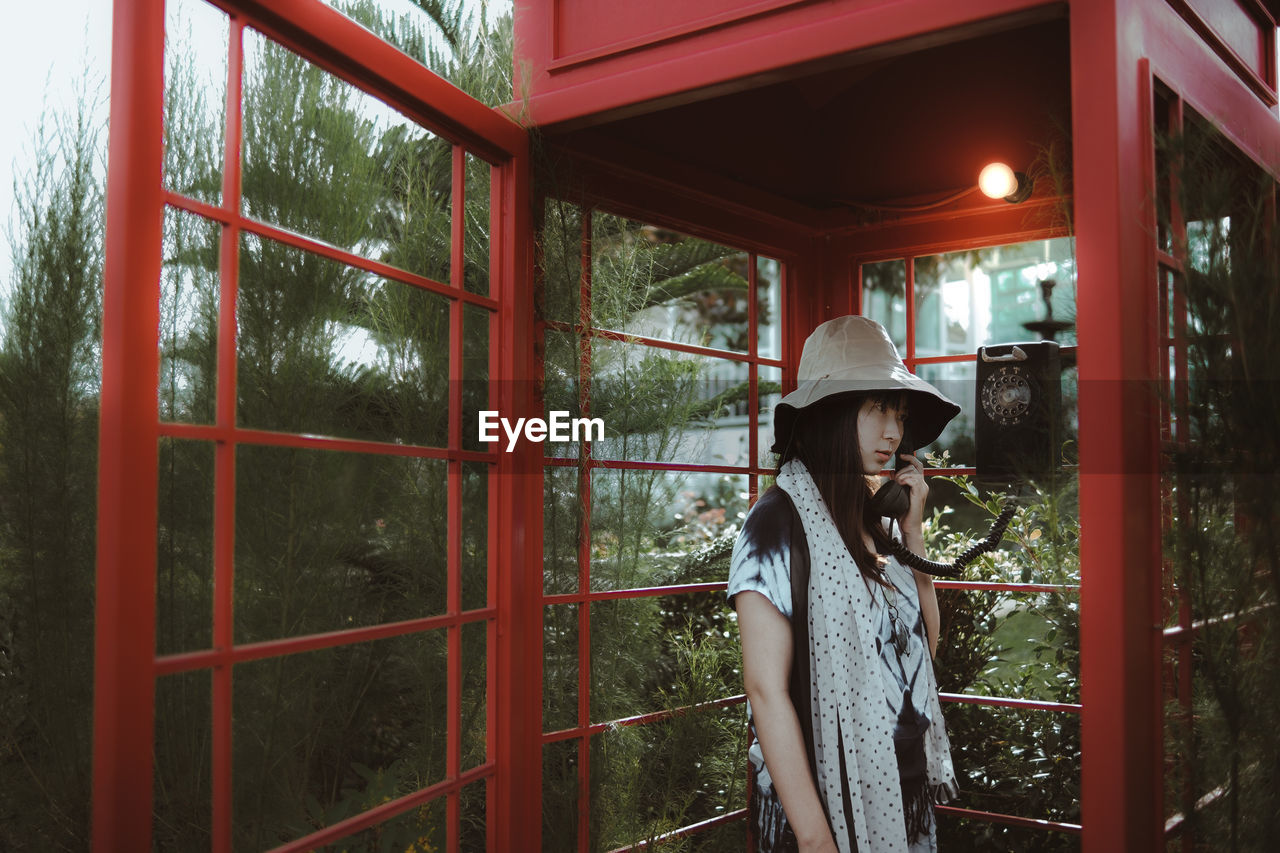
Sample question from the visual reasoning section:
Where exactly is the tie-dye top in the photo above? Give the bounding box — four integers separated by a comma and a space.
726, 487, 937, 852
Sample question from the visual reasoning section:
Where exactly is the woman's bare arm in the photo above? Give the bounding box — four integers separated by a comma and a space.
911, 566, 940, 657
895, 453, 940, 656
737, 591, 837, 851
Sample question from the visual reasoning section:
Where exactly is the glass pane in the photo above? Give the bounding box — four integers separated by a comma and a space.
692, 819, 749, 851
590, 338, 753, 467
231, 631, 448, 851
160, 208, 218, 424
461, 619, 488, 771
544, 465, 582, 596
591, 213, 751, 353
541, 329, 582, 459
242, 27, 451, 283
313, 799, 443, 853
957, 593, 1080, 704
540, 198, 584, 325
862, 258, 907, 352
544, 604, 579, 733
460, 778, 487, 851
234, 446, 447, 643
589, 468, 748, 592
918, 475, 981, 539
588, 703, 747, 850
914, 252, 971, 357
1160, 267, 1174, 340
755, 255, 783, 359
163, 0, 226, 206
462, 304, 490, 452
237, 234, 451, 448
311, 0, 468, 84
915, 239, 1077, 356
542, 740, 579, 850
154, 671, 212, 851
157, 438, 214, 654
461, 461, 488, 612
1062, 362, 1079, 458
939, 815, 1080, 852
464, 151, 491, 296
1186, 216, 1230, 280
915, 360, 975, 468
938, 703, 1080, 832
758, 364, 783, 468
1154, 87, 1174, 256
589, 591, 740, 724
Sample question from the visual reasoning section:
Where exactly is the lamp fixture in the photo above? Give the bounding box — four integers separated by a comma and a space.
837, 158, 1035, 212
979, 161, 1034, 203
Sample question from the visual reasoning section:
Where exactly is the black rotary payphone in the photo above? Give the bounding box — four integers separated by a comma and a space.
877, 340, 1062, 577
975, 341, 1063, 484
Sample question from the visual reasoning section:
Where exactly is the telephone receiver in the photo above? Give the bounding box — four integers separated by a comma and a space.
867, 434, 1018, 577
866, 439, 914, 520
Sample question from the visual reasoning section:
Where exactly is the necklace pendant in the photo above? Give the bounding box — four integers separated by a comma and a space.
892, 623, 909, 657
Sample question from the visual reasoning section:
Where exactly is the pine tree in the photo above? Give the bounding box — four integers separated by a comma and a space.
0, 85, 104, 851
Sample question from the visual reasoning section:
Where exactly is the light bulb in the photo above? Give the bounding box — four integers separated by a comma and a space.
979, 162, 1017, 199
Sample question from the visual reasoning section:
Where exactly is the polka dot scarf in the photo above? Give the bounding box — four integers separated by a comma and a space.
777, 458, 958, 852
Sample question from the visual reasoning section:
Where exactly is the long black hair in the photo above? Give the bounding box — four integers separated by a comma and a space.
776, 391, 907, 588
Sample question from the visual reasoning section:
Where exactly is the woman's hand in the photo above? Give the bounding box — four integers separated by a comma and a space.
893, 451, 928, 535
894, 452, 940, 654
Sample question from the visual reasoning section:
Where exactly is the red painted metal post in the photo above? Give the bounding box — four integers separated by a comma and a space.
1071, 1, 1165, 850
493, 136, 540, 852
93, 0, 165, 849
575, 210, 594, 853
448, 143, 467, 852
486, 163, 502, 853
212, 17, 245, 851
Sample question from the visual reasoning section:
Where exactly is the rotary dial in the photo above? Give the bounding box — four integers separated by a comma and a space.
982, 366, 1032, 426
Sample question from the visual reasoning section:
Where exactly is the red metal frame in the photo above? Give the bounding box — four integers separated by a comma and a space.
1150, 72, 1279, 847
533, 196, 793, 850
1069, 4, 1279, 852
1071, 0, 1167, 844
94, 0, 165, 846
515, 0, 1063, 129
98, 0, 1280, 849
1163, 0, 1279, 106
95, 1, 529, 850
534, 180, 1088, 847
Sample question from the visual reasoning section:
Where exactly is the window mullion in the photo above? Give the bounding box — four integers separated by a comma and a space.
576, 209, 594, 853
904, 256, 917, 366
212, 15, 245, 853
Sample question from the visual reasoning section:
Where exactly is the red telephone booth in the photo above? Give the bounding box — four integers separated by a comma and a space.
93, 0, 1279, 851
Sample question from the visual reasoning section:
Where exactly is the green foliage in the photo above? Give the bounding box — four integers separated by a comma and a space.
0, 81, 103, 851
926, 460, 1081, 852
537, 198, 759, 850
2, 2, 510, 849
588, 623, 747, 852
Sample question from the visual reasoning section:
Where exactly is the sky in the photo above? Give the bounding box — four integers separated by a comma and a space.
0, 0, 509, 290
1, 1, 112, 285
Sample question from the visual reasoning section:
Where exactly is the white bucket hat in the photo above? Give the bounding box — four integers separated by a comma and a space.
771, 315, 961, 454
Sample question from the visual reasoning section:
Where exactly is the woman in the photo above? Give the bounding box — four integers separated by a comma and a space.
728, 316, 961, 853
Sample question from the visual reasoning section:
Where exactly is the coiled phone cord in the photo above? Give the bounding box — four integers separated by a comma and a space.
884, 504, 1017, 578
